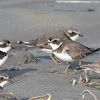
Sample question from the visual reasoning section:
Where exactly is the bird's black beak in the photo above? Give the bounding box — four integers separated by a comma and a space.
11, 46, 15, 49
79, 34, 83, 37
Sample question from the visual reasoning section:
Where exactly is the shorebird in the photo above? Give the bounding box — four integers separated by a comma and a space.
18, 28, 83, 64
0, 40, 13, 66
77, 60, 100, 82
18, 28, 82, 51
0, 73, 9, 79
48, 37, 100, 74
0, 73, 9, 90
78, 60, 100, 73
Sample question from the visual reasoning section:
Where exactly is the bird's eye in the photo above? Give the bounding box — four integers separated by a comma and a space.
7, 41, 10, 44
54, 40, 57, 43
72, 32, 76, 34
48, 38, 52, 41
0, 77, 4, 80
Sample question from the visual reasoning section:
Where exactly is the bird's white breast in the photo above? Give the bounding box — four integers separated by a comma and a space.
0, 81, 9, 87
0, 47, 10, 53
0, 55, 8, 66
53, 52, 74, 62
70, 35, 79, 41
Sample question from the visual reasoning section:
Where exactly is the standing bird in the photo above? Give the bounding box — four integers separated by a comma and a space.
0, 73, 9, 90
18, 28, 83, 52
18, 28, 83, 64
48, 37, 100, 74
77, 60, 100, 82
0, 40, 13, 66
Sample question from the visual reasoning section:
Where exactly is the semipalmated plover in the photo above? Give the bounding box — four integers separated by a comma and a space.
0, 73, 9, 79
18, 28, 83, 64
77, 60, 100, 82
78, 60, 100, 73
0, 40, 13, 66
18, 28, 83, 53
48, 38, 100, 74
0, 73, 9, 90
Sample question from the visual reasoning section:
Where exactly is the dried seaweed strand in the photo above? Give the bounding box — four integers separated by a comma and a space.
28, 94, 51, 100
79, 89, 97, 100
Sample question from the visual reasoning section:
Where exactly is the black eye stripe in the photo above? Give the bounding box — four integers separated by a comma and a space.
49, 38, 52, 41
0, 40, 10, 47
72, 32, 76, 34
54, 40, 57, 42
7, 41, 10, 44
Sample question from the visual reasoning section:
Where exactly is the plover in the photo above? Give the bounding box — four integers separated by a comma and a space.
78, 60, 100, 73
18, 28, 83, 53
18, 28, 83, 64
0, 73, 9, 79
0, 73, 9, 90
77, 60, 100, 82
0, 40, 13, 66
48, 38, 100, 74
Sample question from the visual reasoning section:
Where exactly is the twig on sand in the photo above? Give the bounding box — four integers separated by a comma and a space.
28, 94, 51, 100
80, 89, 97, 100
85, 81, 100, 89
76, 89, 97, 100
0, 93, 18, 100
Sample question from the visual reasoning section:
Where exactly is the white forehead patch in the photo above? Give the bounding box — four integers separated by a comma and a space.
0, 42, 4, 45
68, 30, 72, 33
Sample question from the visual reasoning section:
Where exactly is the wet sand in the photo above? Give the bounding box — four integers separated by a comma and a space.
0, 0, 100, 100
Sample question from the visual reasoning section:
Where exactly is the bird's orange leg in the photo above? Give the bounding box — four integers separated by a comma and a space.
60, 61, 81, 75
50, 54, 65, 65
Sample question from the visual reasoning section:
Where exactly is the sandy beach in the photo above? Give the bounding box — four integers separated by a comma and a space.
0, 0, 100, 100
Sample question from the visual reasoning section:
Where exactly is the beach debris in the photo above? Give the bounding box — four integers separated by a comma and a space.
77, 89, 97, 100
72, 76, 86, 86
72, 69, 100, 89
0, 93, 18, 100
78, 76, 86, 84
72, 79, 77, 86
0, 67, 20, 71
28, 94, 51, 100
50, 68, 57, 73
72, 77, 100, 89
85, 81, 100, 89
5, 49, 40, 66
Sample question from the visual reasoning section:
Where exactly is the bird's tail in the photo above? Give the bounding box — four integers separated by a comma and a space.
18, 40, 37, 47
92, 48, 100, 53
76, 66, 87, 70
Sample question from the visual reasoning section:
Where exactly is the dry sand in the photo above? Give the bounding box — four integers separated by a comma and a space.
0, 0, 100, 100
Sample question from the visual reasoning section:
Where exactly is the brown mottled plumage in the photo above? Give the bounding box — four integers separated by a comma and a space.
18, 28, 82, 50
52, 38, 99, 61
48, 38, 100, 74
79, 60, 100, 73
0, 40, 10, 48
